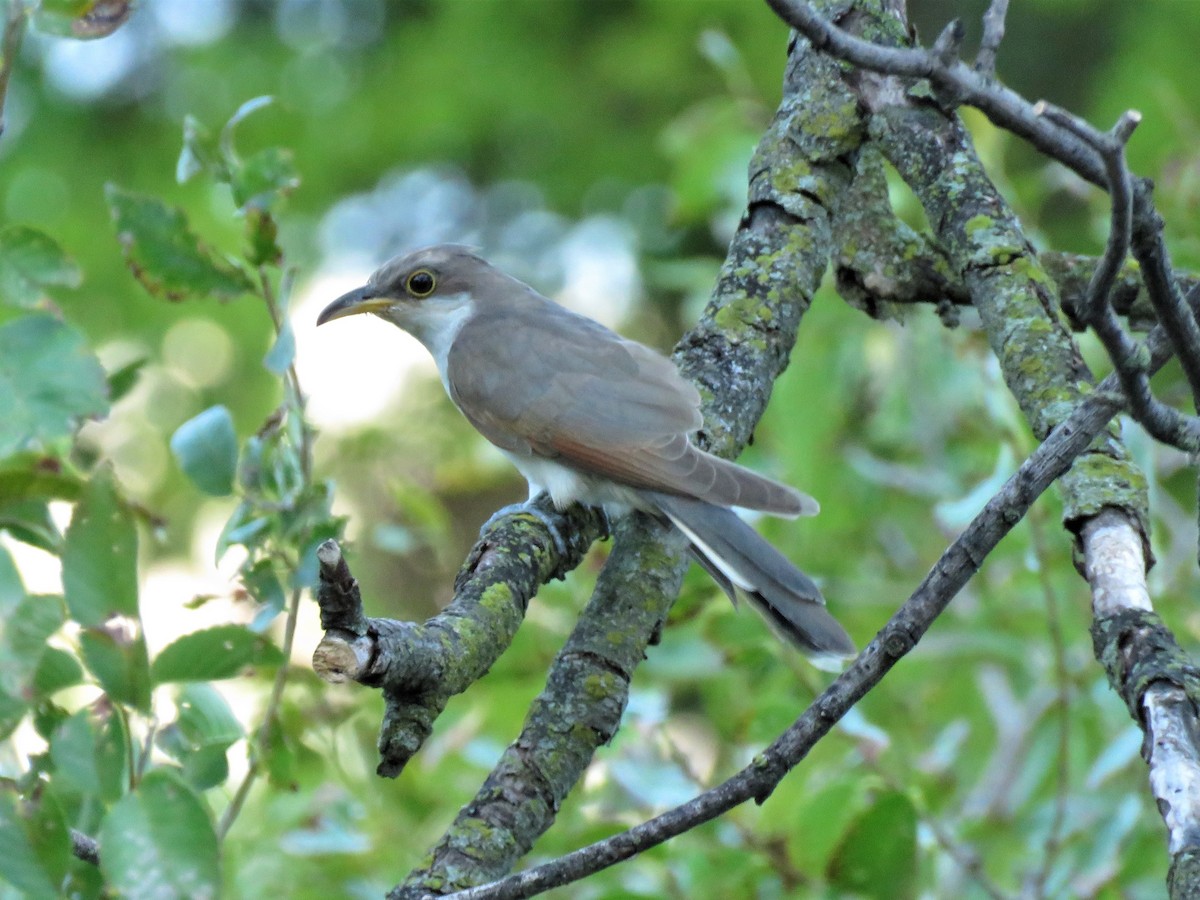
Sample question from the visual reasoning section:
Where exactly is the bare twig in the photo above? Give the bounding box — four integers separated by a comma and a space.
1035, 103, 1200, 449
975, 0, 1009, 76
70, 828, 99, 866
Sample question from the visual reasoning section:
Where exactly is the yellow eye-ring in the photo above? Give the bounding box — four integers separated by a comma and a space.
406, 269, 436, 297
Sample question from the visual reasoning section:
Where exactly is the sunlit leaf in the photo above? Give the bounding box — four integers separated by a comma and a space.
105, 184, 254, 301
151, 624, 283, 683
0, 226, 81, 308
99, 770, 219, 900
62, 470, 138, 627
0, 315, 108, 457
170, 405, 238, 496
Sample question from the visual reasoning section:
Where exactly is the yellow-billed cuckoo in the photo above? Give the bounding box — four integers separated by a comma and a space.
317, 244, 854, 662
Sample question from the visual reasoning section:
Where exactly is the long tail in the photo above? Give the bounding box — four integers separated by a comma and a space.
645, 491, 855, 665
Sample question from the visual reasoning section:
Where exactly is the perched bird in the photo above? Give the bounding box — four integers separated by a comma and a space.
317, 244, 854, 662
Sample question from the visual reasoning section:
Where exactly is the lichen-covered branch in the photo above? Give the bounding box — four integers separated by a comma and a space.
1083, 510, 1200, 897
766, 0, 1200, 455
855, 52, 1150, 546
393, 516, 690, 898
765, 1, 1199, 893
313, 496, 607, 777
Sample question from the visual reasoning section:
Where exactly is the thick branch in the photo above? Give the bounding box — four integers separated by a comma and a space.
1083, 511, 1200, 897
313, 496, 607, 777
394, 516, 690, 898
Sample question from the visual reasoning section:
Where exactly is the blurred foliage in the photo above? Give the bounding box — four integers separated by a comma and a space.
0, 0, 1196, 898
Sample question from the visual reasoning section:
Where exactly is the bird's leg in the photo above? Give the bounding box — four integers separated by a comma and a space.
479, 494, 569, 555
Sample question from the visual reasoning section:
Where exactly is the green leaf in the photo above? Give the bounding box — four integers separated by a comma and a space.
99, 770, 219, 900
263, 318, 295, 374
0, 226, 82, 308
826, 790, 918, 899
0, 453, 86, 506
0, 500, 61, 552
242, 560, 286, 630
0, 315, 109, 457
219, 95, 274, 161
105, 184, 254, 301
175, 684, 242, 748
0, 789, 69, 899
79, 626, 152, 712
170, 405, 238, 496
49, 705, 128, 802
62, 471, 139, 627
156, 685, 242, 790
32, 647, 84, 698
176, 115, 222, 185
0, 544, 24, 613
0, 689, 26, 741
151, 624, 282, 683
106, 357, 147, 403
0, 594, 65, 698
230, 147, 299, 211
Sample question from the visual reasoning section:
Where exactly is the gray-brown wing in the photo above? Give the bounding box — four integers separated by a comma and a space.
446, 299, 700, 447
446, 299, 813, 516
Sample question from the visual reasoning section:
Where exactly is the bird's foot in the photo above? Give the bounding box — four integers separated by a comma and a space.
480, 499, 568, 555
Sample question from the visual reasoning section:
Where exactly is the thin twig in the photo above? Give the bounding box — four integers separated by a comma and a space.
975, 0, 1009, 77
70, 828, 100, 866
1033, 104, 1200, 449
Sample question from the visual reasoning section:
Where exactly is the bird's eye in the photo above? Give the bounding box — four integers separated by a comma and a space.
406, 270, 436, 297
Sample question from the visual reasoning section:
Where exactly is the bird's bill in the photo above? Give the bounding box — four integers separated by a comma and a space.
316, 286, 393, 325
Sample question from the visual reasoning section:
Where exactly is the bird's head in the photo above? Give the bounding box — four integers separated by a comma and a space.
316, 244, 496, 332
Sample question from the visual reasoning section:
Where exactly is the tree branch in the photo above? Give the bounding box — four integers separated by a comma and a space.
765, 0, 1200, 452
313, 496, 606, 777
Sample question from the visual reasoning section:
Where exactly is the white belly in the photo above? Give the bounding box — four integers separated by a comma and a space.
499, 450, 646, 516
